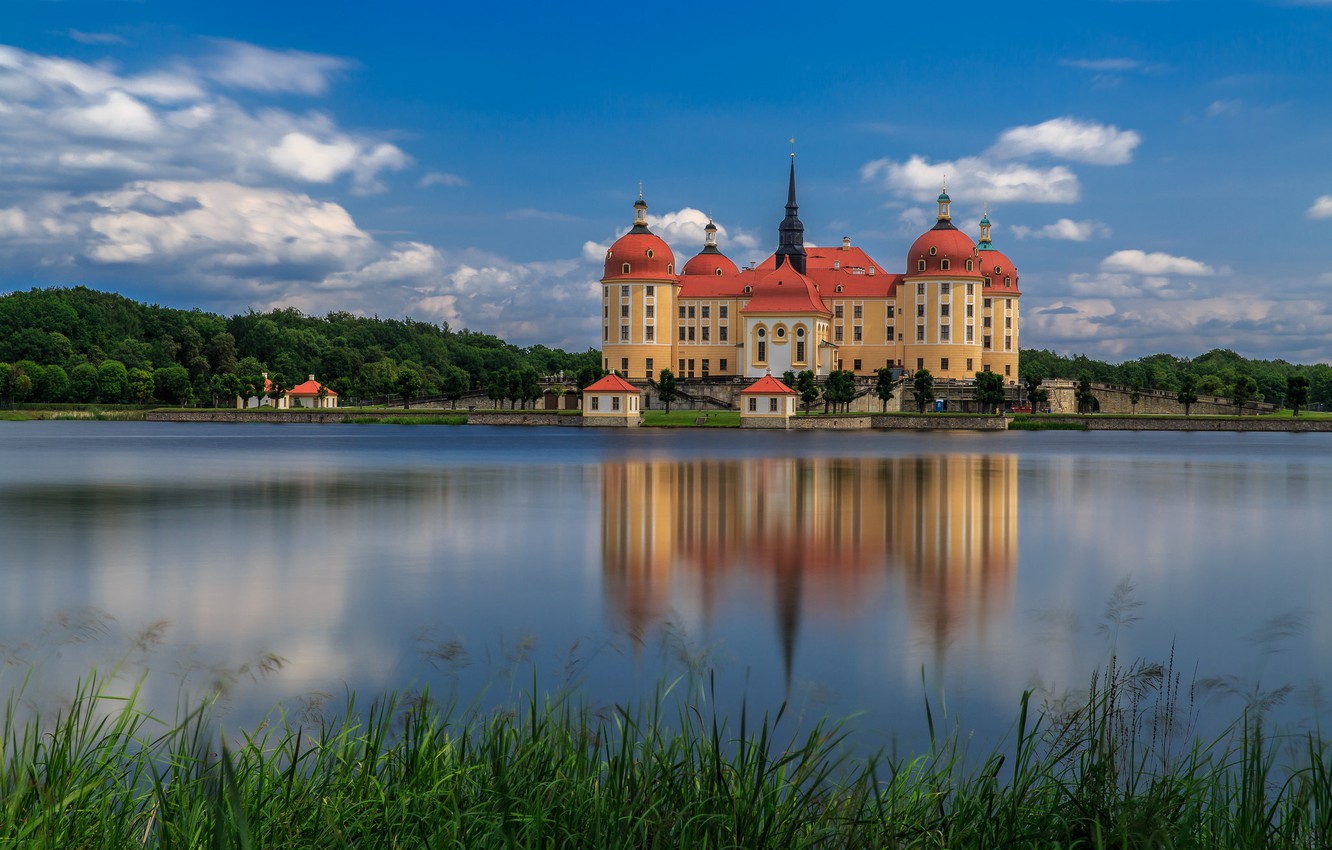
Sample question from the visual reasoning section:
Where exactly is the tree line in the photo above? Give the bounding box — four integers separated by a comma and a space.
0, 287, 600, 406
1021, 347, 1332, 410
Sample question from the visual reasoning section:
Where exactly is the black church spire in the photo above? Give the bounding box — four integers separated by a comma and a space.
774, 154, 807, 275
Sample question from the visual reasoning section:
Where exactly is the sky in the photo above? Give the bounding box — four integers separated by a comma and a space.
2, 1, 1332, 363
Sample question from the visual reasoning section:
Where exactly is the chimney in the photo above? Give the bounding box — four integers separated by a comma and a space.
309, 374, 316, 382
842, 236, 851, 250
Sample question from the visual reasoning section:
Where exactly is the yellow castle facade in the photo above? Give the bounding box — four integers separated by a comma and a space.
600, 161, 1021, 385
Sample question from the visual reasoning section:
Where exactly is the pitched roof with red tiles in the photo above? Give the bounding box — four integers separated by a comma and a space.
740, 265, 831, 315
584, 374, 639, 393
288, 377, 337, 397
603, 231, 677, 281
741, 374, 797, 395
682, 249, 739, 277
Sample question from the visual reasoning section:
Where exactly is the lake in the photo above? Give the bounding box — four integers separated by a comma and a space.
1, 421, 1328, 752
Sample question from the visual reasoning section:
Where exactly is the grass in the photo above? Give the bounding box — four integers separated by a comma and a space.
3, 659, 1330, 849
643, 410, 741, 427
347, 414, 468, 425
1009, 417, 1089, 431
0, 407, 148, 421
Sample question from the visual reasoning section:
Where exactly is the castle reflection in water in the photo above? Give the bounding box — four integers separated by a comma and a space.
601, 456, 1018, 678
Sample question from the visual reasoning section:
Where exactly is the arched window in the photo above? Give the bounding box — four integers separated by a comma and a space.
1005, 276, 1011, 286
667, 264, 673, 274
647, 249, 654, 259
940, 259, 951, 271
965, 259, 973, 271
622, 263, 631, 274
743, 285, 752, 294
715, 268, 723, 276
929, 247, 937, 256
917, 260, 926, 272
835, 285, 843, 292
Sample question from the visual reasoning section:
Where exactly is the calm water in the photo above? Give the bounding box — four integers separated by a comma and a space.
2, 421, 1329, 750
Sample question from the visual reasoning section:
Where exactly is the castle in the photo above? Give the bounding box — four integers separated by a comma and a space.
599, 159, 1021, 384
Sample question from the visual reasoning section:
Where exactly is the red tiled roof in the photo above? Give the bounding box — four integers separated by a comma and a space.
682, 250, 739, 276
585, 374, 639, 393
906, 226, 984, 278
979, 248, 1021, 294
741, 266, 831, 315
741, 374, 796, 395
288, 378, 337, 397
603, 231, 677, 281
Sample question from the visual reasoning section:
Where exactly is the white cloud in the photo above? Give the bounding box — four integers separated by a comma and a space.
862, 155, 1080, 204
1307, 195, 1332, 219
0, 44, 408, 193
202, 40, 351, 96
1207, 99, 1243, 118
68, 30, 127, 46
649, 207, 759, 251
1011, 219, 1111, 242
1101, 250, 1215, 277
1059, 58, 1146, 72
418, 171, 467, 188
987, 117, 1141, 166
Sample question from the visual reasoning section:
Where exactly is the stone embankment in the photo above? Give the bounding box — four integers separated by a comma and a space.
466, 411, 583, 426
1032, 415, 1332, 432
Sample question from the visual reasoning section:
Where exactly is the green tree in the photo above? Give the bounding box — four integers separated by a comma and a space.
796, 370, 819, 414
70, 362, 99, 403
396, 367, 423, 409
973, 370, 1005, 414
1287, 375, 1310, 416
1177, 375, 1199, 416
39, 364, 70, 403
1230, 375, 1258, 415
1022, 372, 1045, 412
153, 365, 192, 405
1129, 385, 1142, 415
823, 369, 855, 412
912, 369, 935, 413
97, 360, 130, 404
518, 368, 542, 409
1074, 376, 1100, 414
266, 372, 288, 408
874, 368, 895, 412
441, 364, 470, 408
11, 361, 42, 403
782, 370, 797, 389
658, 368, 678, 413
128, 368, 155, 403
487, 368, 511, 409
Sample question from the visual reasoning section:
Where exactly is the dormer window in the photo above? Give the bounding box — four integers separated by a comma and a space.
646, 249, 654, 259
985, 276, 992, 287
744, 285, 752, 294
965, 259, 973, 271
940, 259, 950, 271
622, 263, 631, 274
715, 268, 723, 276
994, 266, 1002, 275
929, 247, 937, 256
1005, 276, 1012, 286
835, 285, 843, 293
917, 260, 926, 272
667, 264, 673, 274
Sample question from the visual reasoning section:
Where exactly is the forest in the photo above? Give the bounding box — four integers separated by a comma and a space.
0, 287, 599, 406
2, 286, 1330, 409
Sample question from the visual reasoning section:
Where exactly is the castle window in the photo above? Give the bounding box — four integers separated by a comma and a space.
853, 305, 863, 319
591, 397, 600, 410
967, 358, 973, 371
720, 306, 728, 318
886, 325, 894, 340
984, 298, 992, 309
854, 326, 863, 341
1005, 276, 1012, 287
967, 283, 974, 295
1006, 364, 1011, 376
667, 264, 673, 274
965, 259, 973, 271
688, 306, 695, 319
929, 247, 937, 256
757, 341, 766, 362
966, 303, 973, 318
984, 317, 992, 327
702, 327, 710, 341
646, 286, 654, 296
621, 304, 629, 317
835, 326, 844, 342
835, 305, 844, 318
941, 304, 950, 317
621, 285, 629, 297
679, 327, 686, 341
720, 358, 728, 371
796, 340, 805, 362
916, 304, 925, 317
622, 264, 631, 275
620, 327, 629, 341
776, 326, 785, 338
966, 326, 973, 342
941, 357, 949, 371
757, 327, 766, 337
720, 326, 728, 341
836, 285, 844, 293
916, 326, 925, 341
995, 266, 1002, 275
917, 358, 924, 371
941, 283, 950, 294
985, 276, 992, 287
984, 335, 991, 349
702, 359, 709, 376
645, 305, 654, 318
887, 305, 895, 318
940, 326, 950, 341
918, 260, 926, 272
853, 359, 862, 371
612, 396, 621, 411
702, 306, 710, 318
646, 358, 653, 377
917, 283, 925, 295
796, 327, 805, 337
646, 249, 654, 259
749, 398, 757, 412
743, 285, 752, 294
940, 259, 950, 271
688, 327, 695, 341
716, 268, 723, 276
769, 398, 779, 412
646, 326, 654, 341
679, 306, 686, 318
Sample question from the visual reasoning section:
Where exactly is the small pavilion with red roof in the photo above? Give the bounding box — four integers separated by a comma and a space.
740, 371, 798, 428
582, 373, 642, 426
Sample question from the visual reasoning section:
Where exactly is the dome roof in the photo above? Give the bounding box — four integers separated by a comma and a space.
682, 250, 739, 276
906, 223, 982, 277
981, 248, 1020, 293
603, 231, 677, 281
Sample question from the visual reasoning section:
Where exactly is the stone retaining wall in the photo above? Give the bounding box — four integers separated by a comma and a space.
787, 416, 874, 430
466, 411, 583, 426
1032, 415, 1332, 432
871, 414, 1008, 430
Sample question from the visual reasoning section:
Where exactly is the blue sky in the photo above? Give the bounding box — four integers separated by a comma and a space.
2, 0, 1331, 362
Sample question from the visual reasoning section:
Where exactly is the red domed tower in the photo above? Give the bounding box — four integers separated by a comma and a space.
682, 217, 740, 277
900, 183, 985, 381
600, 192, 679, 381
976, 207, 1021, 383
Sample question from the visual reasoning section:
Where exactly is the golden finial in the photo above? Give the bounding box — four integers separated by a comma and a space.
790, 137, 795, 159
638, 180, 643, 200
